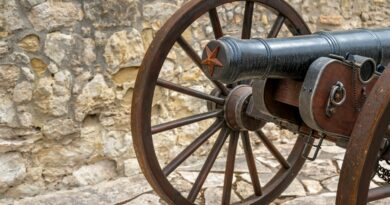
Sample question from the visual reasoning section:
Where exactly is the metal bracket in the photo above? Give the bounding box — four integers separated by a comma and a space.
329, 53, 381, 83
301, 130, 325, 161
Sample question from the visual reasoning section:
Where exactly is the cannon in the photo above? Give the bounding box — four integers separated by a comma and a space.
131, 0, 390, 204
201, 29, 390, 83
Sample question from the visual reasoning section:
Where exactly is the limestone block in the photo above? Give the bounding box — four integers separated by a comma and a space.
28, 2, 83, 31
33, 70, 72, 117
44, 32, 96, 68
18, 35, 40, 52
42, 118, 80, 140
34, 121, 103, 169
0, 134, 42, 153
13, 81, 33, 104
0, 64, 20, 88
17, 111, 33, 128
104, 29, 144, 74
47, 63, 58, 74
123, 158, 141, 177
9, 52, 30, 65
19, 0, 46, 9
5, 181, 45, 198
30, 58, 47, 77
143, 3, 178, 31
72, 71, 92, 94
99, 107, 131, 131
112, 67, 138, 88
319, 15, 343, 26
35, 145, 93, 168
74, 74, 115, 121
0, 0, 26, 33
44, 32, 73, 65
73, 160, 117, 186
0, 153, 26, 192
20, 67, 35, 81
0, 96, 16, 127
0, 127, 38, 140
102, 131, 133, 160
0, 41, 9, 56
83, 0, 140, 29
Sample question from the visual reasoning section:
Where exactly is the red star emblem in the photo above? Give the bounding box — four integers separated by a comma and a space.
202, 46, 223, 77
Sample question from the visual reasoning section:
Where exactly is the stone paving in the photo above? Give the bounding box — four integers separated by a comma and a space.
8, 125, 390, 205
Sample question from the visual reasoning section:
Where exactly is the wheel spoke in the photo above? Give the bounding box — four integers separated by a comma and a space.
212, 81, 229, 96
209, 8, 223, 39
152, 110, 223, 134
255, 130, 290, 169
188, 126, 230, 202
222, 131, 239, 205
177, 36, 202, 68
242, 131, 262, 196
267, 14, 285, 38
242, 1, 254, 39
368, 186, 390, 202
157, 79, 225, 105
163, 120, 224, 176
176, 36, 229, 96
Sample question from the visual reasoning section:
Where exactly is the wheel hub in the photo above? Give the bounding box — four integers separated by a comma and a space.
224, 85, 264, 131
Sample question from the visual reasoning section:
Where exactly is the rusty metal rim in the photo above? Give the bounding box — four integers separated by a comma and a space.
336, 68, 390, 205
131, 0, 311, 204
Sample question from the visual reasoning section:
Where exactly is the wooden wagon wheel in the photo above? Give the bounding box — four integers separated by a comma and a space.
336, 68, 390, 205
131, 0, 311, 204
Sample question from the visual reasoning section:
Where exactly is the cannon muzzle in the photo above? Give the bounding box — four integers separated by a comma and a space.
201, 29, 390, 84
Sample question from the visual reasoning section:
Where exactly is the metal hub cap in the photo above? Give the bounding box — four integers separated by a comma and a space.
224, 85, 264, 131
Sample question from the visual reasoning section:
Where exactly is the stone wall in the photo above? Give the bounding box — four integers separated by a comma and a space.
0, 0, 389, 202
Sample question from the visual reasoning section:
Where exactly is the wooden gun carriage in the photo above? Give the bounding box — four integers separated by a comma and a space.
131, 0, 390, 204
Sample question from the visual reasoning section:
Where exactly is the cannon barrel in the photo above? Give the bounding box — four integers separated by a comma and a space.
201, 29, 390, 84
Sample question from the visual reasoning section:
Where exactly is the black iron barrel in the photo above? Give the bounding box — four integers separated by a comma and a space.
201, 29, 390, 84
